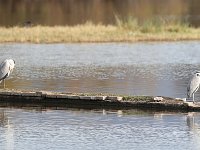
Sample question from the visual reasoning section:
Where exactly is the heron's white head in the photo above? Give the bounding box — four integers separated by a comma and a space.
7, 59, 15, 71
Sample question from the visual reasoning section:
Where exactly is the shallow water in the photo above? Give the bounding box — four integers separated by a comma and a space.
1, 42, 200, 149
0, 108, 200, 150
0, 41, 200, 99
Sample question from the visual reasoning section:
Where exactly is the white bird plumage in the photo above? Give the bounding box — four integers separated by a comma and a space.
187, 71, 200, 103
0, 59, 15, 88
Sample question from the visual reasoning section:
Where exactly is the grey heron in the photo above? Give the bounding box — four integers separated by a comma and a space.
187, 71, 200, 103
0, 59, 15, 88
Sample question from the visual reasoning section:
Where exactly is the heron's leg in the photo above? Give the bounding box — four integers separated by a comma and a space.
3, 79, 5, 89
193, 93, 195, 103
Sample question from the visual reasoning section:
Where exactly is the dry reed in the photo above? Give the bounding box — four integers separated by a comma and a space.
0, 19, 200, 43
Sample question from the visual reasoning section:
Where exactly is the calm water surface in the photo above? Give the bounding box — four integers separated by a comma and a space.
0, 42, 200, 149
0, 41, 200, 99
0, 108, 200, 150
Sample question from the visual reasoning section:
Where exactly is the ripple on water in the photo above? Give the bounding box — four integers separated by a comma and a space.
0, 108, 200, 150
1, 42, 200, 98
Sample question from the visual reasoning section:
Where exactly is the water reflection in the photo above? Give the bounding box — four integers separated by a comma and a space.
186, 112, 200, 132
186, 112, 200, 149
0, 0, 200, 26
0, 109, 9, 127
1, 108, 200, 150
0, 109, 14, 150
187, 112, 196, 128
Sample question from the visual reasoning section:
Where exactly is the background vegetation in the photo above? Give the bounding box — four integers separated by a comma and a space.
0, 17, 200, 43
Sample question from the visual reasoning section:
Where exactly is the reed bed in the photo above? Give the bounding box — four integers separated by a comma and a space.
0, 18, 200, 43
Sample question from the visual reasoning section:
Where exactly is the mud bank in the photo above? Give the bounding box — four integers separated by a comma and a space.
0, 89, 199, 111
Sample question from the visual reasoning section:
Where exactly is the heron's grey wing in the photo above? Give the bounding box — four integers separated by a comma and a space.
0, 61, 9, 80
187, 76, 200, 97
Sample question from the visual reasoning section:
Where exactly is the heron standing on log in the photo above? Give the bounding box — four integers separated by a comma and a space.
187, 71, 200, 103
0, 59, 15, 88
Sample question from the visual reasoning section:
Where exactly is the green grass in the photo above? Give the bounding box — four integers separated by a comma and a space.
122, 96, 154, 102
115, 15, 190, 33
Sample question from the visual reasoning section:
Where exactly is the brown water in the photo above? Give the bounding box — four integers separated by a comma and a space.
0, 42, 200, 99
0, 0, 200, 26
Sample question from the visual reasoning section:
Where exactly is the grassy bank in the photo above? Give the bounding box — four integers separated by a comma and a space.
1, 18, 200, 43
